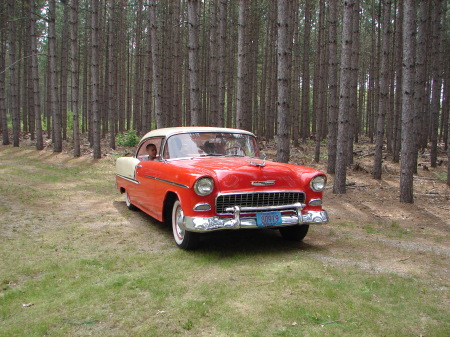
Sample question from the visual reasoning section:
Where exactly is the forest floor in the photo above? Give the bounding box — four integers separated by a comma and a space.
1, 132, 448, 335
16, 132, 450, 285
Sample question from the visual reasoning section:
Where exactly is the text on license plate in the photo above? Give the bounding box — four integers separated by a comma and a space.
256, 212, 282, 227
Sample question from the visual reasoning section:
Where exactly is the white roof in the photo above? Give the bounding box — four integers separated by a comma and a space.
141, 126, 256, 139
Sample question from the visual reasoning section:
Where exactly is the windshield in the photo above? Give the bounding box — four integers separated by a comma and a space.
163, 132, 259, 159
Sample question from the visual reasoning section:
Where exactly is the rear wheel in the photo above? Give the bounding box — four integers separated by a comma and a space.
279, 225, 309, 241
172, 200, 199, 250
125, 190, 138, 211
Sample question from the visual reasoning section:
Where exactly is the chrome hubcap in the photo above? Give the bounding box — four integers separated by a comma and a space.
174, 204, 185, 241
176, 211, 184, 238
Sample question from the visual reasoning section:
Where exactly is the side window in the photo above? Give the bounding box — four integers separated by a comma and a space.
136, 137, 163, 161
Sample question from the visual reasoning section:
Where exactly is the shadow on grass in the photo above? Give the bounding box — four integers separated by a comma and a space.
113, 200, 324, 257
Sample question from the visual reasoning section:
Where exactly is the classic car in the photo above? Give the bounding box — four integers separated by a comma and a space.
116, 127, 328, 250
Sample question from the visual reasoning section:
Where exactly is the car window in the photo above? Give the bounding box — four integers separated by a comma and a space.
136, 137, 163, 161
163, 132, 259, 159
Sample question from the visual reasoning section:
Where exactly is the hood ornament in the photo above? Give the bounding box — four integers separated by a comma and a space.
249, 153, 266, 167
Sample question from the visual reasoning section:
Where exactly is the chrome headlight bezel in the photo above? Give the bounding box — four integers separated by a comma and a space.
310, 175, 326, 192
194, 177, 214, 196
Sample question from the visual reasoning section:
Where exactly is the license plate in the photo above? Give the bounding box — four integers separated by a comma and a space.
256, 212, 282, 227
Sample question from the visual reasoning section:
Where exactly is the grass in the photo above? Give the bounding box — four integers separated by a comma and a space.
0, 146, 448, 336
432, 171, 447, 182
362, 221, 411, 238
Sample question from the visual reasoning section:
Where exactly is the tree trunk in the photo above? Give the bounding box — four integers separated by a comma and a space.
248, 2, 260, 133
334, 0, 355, 194
291, 3, 300, 146
327, 0, 339, 174
442, 48, 449, 152
171, 0, 182, 127
393, 1, 403, 163
149, 0, 163, 128
348, 0, 360, 164
69, 0, 80, 156
225, 4, 237, 129
276, 0, 291, 163
314, 0, 327, 163
30, 0, 43, 151
264, 0, 277, 140
161, 3, 173, 127
143, 5, 153, 133
373, 0, 392, 179
49, 0, 62, 152
217, 0, 227, 128
60, 4, 69, 141
91, 0, 101, 159
301, 0, 312, 140
23, 8, 31, 138
208, 1, 219, 126
133, 1, 144, 133
0, 4, 8, 145
400, 0, 417, 203
236, 0, 249, 130
429, 0, 444, 168
7, 1, 20, 147
117, 3, 126, 133
107, 0, 116, 149
187, 0, 201, 126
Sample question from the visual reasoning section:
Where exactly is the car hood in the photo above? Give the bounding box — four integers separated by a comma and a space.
169, 157, 321, 192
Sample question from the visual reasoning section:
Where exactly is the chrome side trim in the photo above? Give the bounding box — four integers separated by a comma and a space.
116, 174, 140, 184
143, 175, 189, 189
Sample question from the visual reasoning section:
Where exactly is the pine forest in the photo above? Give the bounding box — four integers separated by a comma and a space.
1, 0, 449, 202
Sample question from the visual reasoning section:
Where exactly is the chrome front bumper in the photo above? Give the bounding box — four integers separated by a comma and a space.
183, 207, 329, 233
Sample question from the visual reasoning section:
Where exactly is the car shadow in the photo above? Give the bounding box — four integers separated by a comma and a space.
198, 229, 323, 257
113, 200, 325, 256
113, 200, 172, 236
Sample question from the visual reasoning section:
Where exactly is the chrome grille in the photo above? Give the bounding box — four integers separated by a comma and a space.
216, 192, 305, 214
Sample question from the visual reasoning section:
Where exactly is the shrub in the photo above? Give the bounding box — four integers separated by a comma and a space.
116, 130, 140, 147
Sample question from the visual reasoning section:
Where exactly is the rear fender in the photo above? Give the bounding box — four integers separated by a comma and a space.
116, 157, 140, 180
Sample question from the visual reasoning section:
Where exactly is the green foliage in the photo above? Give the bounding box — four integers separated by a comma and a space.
183, 320, 194, 331
432, 171, 447, 182
116, 130, 140, 147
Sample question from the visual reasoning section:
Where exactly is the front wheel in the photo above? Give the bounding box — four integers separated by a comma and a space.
279, 225, 309, 241
171, 200, 199, 250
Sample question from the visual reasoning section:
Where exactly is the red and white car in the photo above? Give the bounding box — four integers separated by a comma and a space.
116, 127, 328, 250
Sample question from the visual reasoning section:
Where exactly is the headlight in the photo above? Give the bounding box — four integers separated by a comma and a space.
194, 177, 214, 196
310, 175, 326, 192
